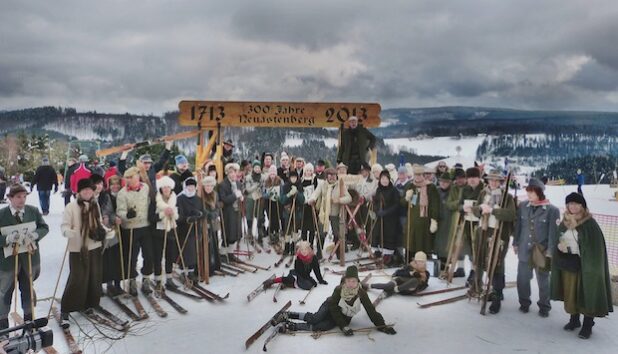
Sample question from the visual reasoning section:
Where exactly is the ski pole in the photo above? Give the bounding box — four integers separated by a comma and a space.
173, 228, 190, 287
299, 287, 313, 305
116, 225, 126, 292
46, 242, 70, 319
27, 246, 35, 320
12, 245, 19, 316
126, 228, 134, 293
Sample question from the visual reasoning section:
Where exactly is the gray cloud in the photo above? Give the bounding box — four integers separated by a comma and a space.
1, 0, 618, 114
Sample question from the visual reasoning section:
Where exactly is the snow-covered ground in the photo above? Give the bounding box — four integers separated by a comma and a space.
7, 183, 617, 354
284, 136, 338, 148
384, 135, 487, 157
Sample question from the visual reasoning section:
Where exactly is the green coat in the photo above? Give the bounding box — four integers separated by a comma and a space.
0, 205, 49, 271
401, 182, 440, 255
472, 188, 516, 271
472, 187, 516, 243
458, 183, 484, 257
336, 126, 376, 166
434, 186, 453, 258
328, 285, 385, 329
551, 217, 613, 317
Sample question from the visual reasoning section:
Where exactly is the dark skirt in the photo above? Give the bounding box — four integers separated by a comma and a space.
61, 248, 102, 313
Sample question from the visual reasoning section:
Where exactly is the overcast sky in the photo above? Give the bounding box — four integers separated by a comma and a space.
1, 0, 618, 114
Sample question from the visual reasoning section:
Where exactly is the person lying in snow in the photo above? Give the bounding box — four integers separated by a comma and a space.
370, 251, 430, 296
263, 241, 327, 290
271, 265, 396, 335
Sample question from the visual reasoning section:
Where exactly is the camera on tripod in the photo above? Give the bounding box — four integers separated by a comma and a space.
0, 318, 53, 354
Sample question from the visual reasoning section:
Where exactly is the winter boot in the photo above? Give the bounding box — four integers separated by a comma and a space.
538, 308, 550, 318
564, 314, 581, 331
453, 268, 466, 278
578, 316, 594, 339
129, 279, 138, 297
278, 320, 311, 333
263, 277, 276, 289
141, 277, 154, 295
165, 277, 179, 290
489, 297, 502, 315
371, 281, 396, 294
60, 312, 70, 329
270, 311, 290, 326
465, 270, 476, 288
489, 292, 502, 314
396, 279, 419, 294
188, 269, 200, 283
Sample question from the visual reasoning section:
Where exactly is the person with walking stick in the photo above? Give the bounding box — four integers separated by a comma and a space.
60, 178, 113, 328
0, 184, 48, 330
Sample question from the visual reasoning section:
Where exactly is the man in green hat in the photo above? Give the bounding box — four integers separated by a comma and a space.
0, 184, 49, 329
470, 169, 516, 313
272, 265, 396, 336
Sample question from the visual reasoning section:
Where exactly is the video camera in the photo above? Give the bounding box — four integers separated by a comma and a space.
0, 318, 53, 354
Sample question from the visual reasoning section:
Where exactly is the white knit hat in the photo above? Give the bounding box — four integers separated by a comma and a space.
156, 176, 175, 191
280, 152, 289, 161
202, 175, 216, 187
371, 163, 383, 174
225, 162, 240, 173
303, 163, 314, 175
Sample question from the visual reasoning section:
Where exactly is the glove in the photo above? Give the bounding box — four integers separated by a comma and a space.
378, 326, 397, 335
319, 280, 328, 285
342, 327, 354, 336
405, 190, 413, 202
430, 219, 438, 233
286, 186, 297, 197
126, 208, 137, 219
481, 204, 492, 215
27, 231, 39, 242
5, 232, 21, 245
187, 211, 204, 223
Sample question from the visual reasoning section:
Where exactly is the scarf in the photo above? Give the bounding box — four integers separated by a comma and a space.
562, 209, 592, 230
529, 199, 551, 207
251, 172, 261, 183
203, 191, 217, 211
341, 283, 360, 302
156, 192, 178, 232
127, 182, 142, 192
296, 251, 314, 264
413, 179, 429, 217
77, 197, 102, 264
483, 187, 503, 207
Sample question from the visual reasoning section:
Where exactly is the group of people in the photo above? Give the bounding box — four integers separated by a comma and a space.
0, 114, 613, 342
